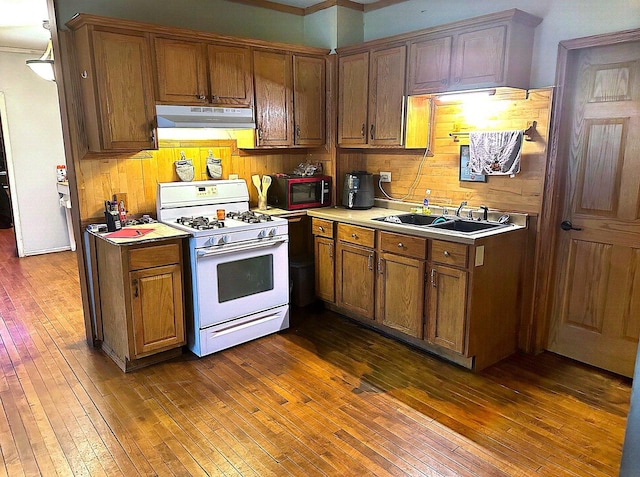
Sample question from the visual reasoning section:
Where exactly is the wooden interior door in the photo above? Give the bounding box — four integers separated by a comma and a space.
547, 40, 640, 377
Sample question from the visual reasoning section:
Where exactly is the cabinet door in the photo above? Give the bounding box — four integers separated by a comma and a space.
336, 242, 375, 319
154, 38, 208, 103
408, 36, 453, 94
130, 264, 185, 357
426, 264, 467, 353
338, 52, 369, 145
369, 45, 406, 146
293, 55, 325, 146
91, 30, 156, 151
314, 236, 334, 302
451, 25, 506, 89
253, 50, 293, 146
376, 253, 425, 338
207, 44, 253, 107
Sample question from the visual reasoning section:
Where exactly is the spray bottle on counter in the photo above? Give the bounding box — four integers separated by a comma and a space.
422, 189, 431, 215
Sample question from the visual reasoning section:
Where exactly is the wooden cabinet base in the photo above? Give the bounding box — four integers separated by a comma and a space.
325, 302, 475, 370
102, 342, 183, 372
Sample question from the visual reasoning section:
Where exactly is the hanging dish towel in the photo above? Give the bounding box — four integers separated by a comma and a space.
469, 130, 523, 176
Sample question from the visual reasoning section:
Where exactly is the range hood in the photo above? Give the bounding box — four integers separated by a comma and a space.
156, 104, 255, 129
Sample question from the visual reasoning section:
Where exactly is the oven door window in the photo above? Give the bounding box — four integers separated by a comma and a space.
290, 182, 317, 205
217, 254, 274, 302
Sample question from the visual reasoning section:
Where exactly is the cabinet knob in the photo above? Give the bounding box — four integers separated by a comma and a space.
351, 233, 358, 239
397, 242, 404, 248
318, 226, 324, 232
361, 123, 366, 137
443, 250, 450, 257
440, 79, 447, 85
132, 278, 139, 297
257, 127, 263, 140
295, 125, 301, 138
197, 94, 206, 100
370, 124, 375, 140
81, 70, 88, 79
211, 95, 219, 101
453, 76, 461, 84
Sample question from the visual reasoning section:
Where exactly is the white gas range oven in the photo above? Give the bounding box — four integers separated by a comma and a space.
157, 180, 289, 357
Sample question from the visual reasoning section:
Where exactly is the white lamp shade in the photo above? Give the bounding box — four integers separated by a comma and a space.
26, 40, 55, 82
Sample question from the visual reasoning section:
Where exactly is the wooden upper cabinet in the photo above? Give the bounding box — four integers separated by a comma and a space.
254, 51, 326, 147
369, 46, 406, 146
408, 35, 452, 93
338, 52, 369, 145
154, 38, 253, 106
451, 25, 506, 89
154, 38, 207, 103
207, 44, 253, 107
338, 46, 406, 148
407, 10, 541, 95
293, 55, 325, 146
253, 50, 293, 147
73, 26, 156, 152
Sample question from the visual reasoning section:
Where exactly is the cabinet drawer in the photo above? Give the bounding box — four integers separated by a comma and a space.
379, 231, 427, 260
129, 243, 180, 270
312, 218, 334, 238
430, 240, 467, 268
337, 223, 375, 248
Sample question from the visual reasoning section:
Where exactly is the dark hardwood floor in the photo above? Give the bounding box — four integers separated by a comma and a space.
0, 227, 631, 476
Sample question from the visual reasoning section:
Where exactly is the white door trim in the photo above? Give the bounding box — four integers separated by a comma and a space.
0, 92, 24, 257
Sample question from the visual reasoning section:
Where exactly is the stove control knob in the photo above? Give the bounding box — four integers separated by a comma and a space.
218, 235, 229, 245
206, 237, 216, 247
269, 228, 277, 237
258, 229, 267, 239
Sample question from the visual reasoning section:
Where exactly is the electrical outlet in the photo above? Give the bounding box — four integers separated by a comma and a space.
380, 171, 392, 183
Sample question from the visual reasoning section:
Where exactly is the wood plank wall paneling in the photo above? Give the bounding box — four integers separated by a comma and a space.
345, 88, 553, 215
76, 140, 332, 221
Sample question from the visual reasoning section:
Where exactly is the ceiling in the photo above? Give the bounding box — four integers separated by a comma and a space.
0, 0, 384, 51
0, 0, 50, 50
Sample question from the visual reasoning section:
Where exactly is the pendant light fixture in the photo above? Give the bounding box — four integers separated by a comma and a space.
26, 21, 55, 82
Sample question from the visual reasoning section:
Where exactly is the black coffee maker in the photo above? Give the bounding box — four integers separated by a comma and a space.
342, 171, 374, 209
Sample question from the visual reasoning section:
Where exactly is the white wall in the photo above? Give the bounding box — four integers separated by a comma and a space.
363, 0, 640, 88
0, 50, 69, 255
55, 0, 306, 46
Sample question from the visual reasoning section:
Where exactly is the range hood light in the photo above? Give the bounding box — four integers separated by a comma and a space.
156, 105, 256, 129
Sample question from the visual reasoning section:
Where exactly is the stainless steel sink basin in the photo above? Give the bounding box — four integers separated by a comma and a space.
428, 219, 506, 233
372, 213, 445, 226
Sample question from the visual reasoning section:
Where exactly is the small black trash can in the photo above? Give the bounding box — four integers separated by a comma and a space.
289, 256, 316, 307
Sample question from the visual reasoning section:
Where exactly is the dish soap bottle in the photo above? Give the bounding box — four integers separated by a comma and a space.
423, 189, 432, 215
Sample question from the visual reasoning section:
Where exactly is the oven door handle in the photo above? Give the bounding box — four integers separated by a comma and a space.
197, 237, 288, 258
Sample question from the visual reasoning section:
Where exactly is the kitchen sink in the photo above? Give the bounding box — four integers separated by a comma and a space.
372, 213, 444, 226
428, 219, 507, 233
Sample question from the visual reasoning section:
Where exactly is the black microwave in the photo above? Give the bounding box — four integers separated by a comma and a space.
266, 174, 332, 210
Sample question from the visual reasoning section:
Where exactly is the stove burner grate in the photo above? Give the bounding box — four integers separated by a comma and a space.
176, 216, 225, 230
226, 210, 273, 223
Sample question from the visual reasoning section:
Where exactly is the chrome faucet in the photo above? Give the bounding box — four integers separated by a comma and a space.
456, 201, 467, 217
479, 205, 489, 221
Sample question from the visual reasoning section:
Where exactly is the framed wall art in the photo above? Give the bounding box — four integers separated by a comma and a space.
459, 144, 486, 182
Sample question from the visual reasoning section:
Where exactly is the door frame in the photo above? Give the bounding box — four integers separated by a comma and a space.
0, 93, 25, 257
534, 27, 640, 352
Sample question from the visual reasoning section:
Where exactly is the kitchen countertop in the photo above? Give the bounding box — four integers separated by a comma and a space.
306, 200, 528, 245
88, 223, 190, 245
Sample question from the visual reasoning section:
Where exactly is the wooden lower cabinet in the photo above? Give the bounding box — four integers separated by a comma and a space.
314, 237, 335, 302
95, 237, 186, 372
314, 218, 527, 371
376, 252, 425, 338
426, 264, 467, 353
311, 218, 335, 303
335, 223, 376, 319
336, 242, 375, 319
